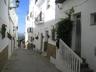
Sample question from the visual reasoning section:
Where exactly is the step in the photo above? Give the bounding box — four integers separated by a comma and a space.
81, 68, 94, 72
81, 63, 89, 69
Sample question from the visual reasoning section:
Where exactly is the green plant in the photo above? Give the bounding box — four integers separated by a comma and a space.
56, 18, 73, 47
1, 24, 7, 39
65, 7, 74, 19
47, 34, 50, 38
56, 7, 74, 47
7, 32, 12, 40
35, 36, 39, 40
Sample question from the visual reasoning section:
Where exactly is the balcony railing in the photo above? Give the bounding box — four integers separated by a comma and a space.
36, 0, 45, 7
55, 0, 66, 4
35, 20, 44, 25
59, 39, 82, 72
35, 12, 44, 25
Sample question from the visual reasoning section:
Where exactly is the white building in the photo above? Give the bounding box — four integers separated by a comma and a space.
8, 0, 19, 58
26, 0, 96, 72
9, 9, 18, 57
25, 15, 33, 49
25, 0, 37, 49
0, 0, 18, 71
55, 0, 96, 72
25, 0, 56, 50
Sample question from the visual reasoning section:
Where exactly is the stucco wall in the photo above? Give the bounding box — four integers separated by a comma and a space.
55, 0, 96, 72
32, 0, 56, 50
0, 0, 9, 52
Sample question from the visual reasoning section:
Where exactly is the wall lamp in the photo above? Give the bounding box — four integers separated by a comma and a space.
9, 0, 20, 10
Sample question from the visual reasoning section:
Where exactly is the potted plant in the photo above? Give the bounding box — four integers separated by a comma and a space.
35, 35, 39, 40
7, 32, 12, 40
0, 24, 7, 39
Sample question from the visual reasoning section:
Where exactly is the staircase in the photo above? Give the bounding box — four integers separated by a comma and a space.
81, 58, 94, 72
59, 39, 94, 72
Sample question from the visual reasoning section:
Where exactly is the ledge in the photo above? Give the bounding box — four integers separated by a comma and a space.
55, 0, 66, 4
35, 21, 44, 25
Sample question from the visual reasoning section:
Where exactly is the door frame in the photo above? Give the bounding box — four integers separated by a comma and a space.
72, 12, 81, 56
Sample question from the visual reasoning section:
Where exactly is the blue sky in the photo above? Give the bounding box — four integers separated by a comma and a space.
16, 0, 29, 34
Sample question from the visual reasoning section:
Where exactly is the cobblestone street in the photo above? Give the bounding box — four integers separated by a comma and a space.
2, 48, 61, 72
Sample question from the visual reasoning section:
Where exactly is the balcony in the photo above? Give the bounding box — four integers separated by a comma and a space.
35, 21, 44, 25
35, 12, 44, 25
35, 17, 44, 25
55, 0, 66, 4
36, 0, 45, 7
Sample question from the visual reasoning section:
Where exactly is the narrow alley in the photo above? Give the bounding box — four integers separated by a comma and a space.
0, 0, 96, 72
2, 48, 61, 72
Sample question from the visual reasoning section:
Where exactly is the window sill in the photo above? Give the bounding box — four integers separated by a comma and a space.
35, 21, 44, 25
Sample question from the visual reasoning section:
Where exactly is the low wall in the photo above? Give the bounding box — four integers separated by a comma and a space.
0, 46, 8, 71
47, 43, 56, 59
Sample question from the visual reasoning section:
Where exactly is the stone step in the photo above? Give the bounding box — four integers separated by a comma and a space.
81, 68, 93, 72
81, 63, 89, 69
81, 58, 94, 72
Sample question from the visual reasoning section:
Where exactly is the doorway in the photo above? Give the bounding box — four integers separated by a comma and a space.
44, 30, 48, 52
72, 13, 81, 56
40, 33, 43, 51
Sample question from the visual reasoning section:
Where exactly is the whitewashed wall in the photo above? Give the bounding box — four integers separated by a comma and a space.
25, 15, 34, 49
0, 0, 9, 52
55, 0, 96, 72
32, 0, 56, 50
8, 0, 19, 57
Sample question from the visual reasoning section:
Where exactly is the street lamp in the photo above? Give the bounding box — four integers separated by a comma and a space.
9, 0, 20, 9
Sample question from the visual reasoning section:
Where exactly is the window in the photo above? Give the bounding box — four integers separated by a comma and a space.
27, 27, 33, 33
47, 0, 50, 9
27, 16, 29, 20
31, 37, 34, 42
30, 12, 33, 17
4, 0, 7, 5
40, 12, 42, 21
30, 28, 33, 32
91, 13, 96, 25
35, 12, 43, 22
35, 0, 38, 4
51, 26, 56, 41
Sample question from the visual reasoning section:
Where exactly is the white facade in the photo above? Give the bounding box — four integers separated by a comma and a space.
8, 9, 18, 58
8, 0, 18, 58
26, 0, 56, 50
26, 0, 96, 72
0, 0, 18, 59
25, 15, 33, 47
55, 0, 96, 72
0, 0, 9, 52
25, 12, 34, 48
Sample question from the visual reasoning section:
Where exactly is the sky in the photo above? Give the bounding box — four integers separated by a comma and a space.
16, 0, 29, 34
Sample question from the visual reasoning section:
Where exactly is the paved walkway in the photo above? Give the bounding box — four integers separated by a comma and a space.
2, 48, 61, 72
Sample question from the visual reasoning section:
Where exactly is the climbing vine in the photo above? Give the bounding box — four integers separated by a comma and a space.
56, 7, 74, 48
0, 24, 7, 39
